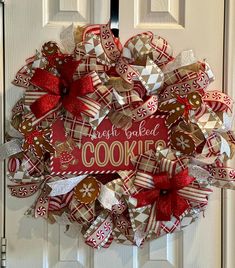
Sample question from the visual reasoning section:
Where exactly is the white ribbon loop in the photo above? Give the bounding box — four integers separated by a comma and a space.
0, 139, 23, 160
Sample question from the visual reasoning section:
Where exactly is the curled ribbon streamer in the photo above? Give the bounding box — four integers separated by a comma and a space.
208, 167, 235, 189
132, 95, 158, 122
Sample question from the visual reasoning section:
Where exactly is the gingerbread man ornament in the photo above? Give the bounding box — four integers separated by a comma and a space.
159, 91, 202, 126
42, 41, 72, 70
18, 119, 54, 159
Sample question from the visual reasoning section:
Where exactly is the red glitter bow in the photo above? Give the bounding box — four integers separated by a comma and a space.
132, 168, 195, 221
30, 61, 95, 118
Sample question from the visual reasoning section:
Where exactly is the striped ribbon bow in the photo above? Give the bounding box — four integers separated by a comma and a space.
132, 168, 195, 221
30, 60, 99, 119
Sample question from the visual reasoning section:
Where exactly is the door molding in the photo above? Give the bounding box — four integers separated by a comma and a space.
223, 0, 235, 267
0, 1, 5, 242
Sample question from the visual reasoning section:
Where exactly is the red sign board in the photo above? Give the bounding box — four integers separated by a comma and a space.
51, 116, 169, 175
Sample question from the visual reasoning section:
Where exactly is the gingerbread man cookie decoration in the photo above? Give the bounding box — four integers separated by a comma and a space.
158, 91, 202, 126
42, 41, 72, 70
18, 119, 54, 159
54, 137, 78, 170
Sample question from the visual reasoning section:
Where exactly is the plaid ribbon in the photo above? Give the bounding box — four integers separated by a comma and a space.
63, 112, 94, 144
74, 56, 110, 79
117, 170, 142, 195
157, 148, 189, 176
69, 197, 95, 224
132, 148, 188, 177
131, 150, 160, 175
201, 133, 221, 157
159, 217, 181, 236
22, 108, 62, 127
22, 152, 45, 177
111, 90, 142, 114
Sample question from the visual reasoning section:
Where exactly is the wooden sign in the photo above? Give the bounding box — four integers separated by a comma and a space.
50, 116, 169, 175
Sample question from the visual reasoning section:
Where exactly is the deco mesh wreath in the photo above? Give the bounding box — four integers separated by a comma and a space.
2, 22, 235, 249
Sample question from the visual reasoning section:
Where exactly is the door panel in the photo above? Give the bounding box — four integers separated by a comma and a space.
119, 1, 223, 267
4, 1, 224, 267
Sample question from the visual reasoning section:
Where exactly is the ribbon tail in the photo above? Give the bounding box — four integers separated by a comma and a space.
172, 193, 189, 218
156, 195, 172, 221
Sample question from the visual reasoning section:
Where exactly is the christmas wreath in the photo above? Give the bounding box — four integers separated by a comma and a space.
2, 22, 235, 249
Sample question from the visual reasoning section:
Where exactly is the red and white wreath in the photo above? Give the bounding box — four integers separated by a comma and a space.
1, 22, 235, 249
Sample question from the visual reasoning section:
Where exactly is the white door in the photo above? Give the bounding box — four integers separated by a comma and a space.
2, 0, 228, 267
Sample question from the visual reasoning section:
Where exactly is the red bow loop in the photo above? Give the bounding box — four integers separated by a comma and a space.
132, 189, 160, 207
30, 68, 61, 95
